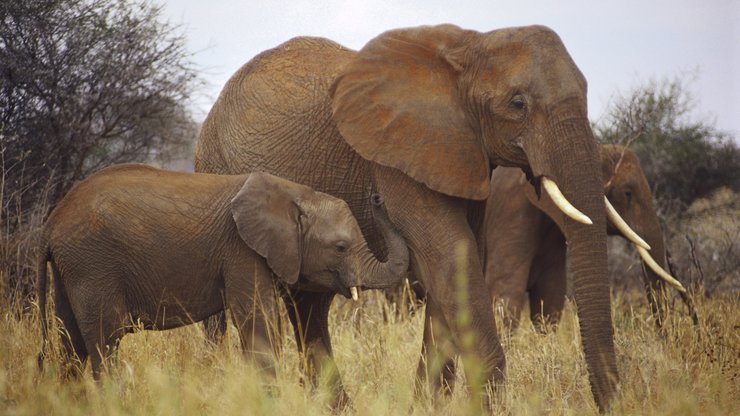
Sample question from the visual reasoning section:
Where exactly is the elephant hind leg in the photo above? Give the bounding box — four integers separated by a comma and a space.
73, 286, 130, 380
52, 268, 88, 378
84, 315, 129, 380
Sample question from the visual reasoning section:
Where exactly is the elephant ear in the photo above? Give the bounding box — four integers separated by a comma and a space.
331, 24, 490, 200
231, 172, 309, 284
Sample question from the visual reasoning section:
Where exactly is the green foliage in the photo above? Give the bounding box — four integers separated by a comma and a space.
595, 76, 739, 209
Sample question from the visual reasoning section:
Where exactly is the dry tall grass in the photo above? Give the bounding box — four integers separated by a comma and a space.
2, 178, 737, 415
1, 288, 737, 415
609, 187, 740, 296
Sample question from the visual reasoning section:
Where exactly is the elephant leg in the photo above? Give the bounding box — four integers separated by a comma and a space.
81, 306, 128, 380
485, 188, 547, 331
67, 275, 129, 380
52, 271, 88, 378
282, 288, 348, 407
374, 165, 505, 402
416, 296, 457, 396
202, 310, 228, 344
528, 225, 567, 332
490, 276, 528, 331
416, 240, 505, 402
383, 270, 424, 322
225, 255, 279, 376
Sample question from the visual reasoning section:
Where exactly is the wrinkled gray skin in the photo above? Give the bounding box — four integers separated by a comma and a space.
194, 25, 618, 410
37, 165, 408, 384
485, 145, 696, 331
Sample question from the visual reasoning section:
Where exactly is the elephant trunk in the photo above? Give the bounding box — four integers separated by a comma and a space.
351, 194, 409, 290
525, 107, 618, 411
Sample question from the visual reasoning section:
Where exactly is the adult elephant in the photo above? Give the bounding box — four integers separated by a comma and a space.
485, 144, 695, 331
195, 24, 634, 410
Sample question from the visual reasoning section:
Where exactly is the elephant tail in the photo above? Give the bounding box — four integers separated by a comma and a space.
37, 241, 51, 372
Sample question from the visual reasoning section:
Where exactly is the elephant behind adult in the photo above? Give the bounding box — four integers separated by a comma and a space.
195, 25, 623, 410
485, 145, 694, 330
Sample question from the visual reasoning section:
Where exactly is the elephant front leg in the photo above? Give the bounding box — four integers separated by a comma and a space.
489, 275, 529, 331
374, 165, 506, 405
416, 295, 457, 397
282, 289, 349, 408
414, 241, 506, 403
225, 254, 280, 379
527, 225, 567, 332
201, 311, 228, 344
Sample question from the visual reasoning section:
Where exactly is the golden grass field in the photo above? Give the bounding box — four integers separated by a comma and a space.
1, 287, 737, 415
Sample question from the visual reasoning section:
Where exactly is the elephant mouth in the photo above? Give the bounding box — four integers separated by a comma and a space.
331, 271, 359, 301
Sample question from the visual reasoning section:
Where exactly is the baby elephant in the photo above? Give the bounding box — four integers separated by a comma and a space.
37, 164, 408, 379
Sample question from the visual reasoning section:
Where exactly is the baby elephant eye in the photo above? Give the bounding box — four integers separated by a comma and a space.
335, 242, 348, 253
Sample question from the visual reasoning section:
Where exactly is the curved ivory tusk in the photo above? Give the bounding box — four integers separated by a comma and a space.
350, 287, 359, 301
635, 246, 686, 292
604, 197, 651, 250
542, 177, 593, 225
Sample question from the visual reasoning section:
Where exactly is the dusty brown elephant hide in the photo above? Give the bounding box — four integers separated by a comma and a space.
485, 144, 695, 331
194, 24, 624, 410
37, 164, 408, 384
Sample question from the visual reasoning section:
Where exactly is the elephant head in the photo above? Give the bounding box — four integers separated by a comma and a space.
330, 24, 621, 408
600, 145, 687, 324
231, 172, 409, 299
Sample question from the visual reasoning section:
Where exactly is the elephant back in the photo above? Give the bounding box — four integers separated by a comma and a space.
194, 37, 389, 259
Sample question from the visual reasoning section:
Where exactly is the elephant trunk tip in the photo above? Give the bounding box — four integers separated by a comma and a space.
359, 192, 410, 289
371, 193, 384, 207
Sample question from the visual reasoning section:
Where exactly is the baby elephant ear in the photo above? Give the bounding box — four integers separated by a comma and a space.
231, 172, 308, 284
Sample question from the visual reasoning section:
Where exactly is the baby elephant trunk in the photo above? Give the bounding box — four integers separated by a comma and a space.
352, 194, 409, 292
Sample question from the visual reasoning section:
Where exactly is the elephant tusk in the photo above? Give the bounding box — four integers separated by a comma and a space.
604, 197, 651, 250
350, 287, 359, 301
635, 246, 686, 292
542, 177, 593, 225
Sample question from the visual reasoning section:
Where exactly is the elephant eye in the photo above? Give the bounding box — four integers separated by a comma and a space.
510, 95, 527, 110
624, 190, 632, 200
335, 241, 348, 253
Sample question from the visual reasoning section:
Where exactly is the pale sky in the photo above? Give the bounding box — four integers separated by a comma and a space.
161, 0, 739, 137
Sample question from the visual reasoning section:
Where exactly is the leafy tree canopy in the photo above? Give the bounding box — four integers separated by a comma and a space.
595, 75, 739, 210
1, 0, 200, 229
